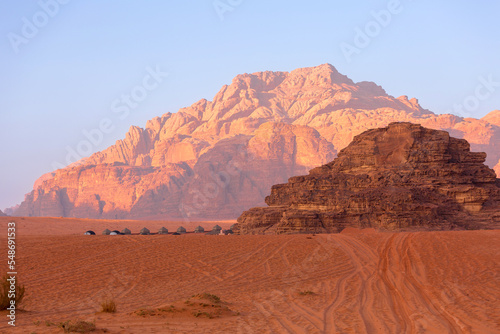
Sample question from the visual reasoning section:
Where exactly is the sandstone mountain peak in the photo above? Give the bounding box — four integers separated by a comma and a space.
13, 65, 500, 220
482, 110, 500, 127
286, 63, 355, 86
235, 122, 500, 234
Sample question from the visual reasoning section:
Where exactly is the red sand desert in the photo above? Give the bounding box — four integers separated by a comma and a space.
0, 217, 499, 333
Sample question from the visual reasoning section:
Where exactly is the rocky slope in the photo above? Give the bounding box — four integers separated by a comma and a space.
482, 110, 500, 176
13, 64, 500, 219
482, 109, 500, 127
0, 210, 7, 217
235, 123, 500, 234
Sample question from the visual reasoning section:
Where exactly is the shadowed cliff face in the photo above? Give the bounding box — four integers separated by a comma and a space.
235, 122, 500, 234
14, 64, 500, 219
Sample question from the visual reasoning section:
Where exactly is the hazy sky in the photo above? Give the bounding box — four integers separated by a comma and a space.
1, 1, 499, 210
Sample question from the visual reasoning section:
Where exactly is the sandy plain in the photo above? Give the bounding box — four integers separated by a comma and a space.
0, 217, 499, 333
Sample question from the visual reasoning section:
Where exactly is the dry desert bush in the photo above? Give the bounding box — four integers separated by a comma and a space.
100, 298, 117, 313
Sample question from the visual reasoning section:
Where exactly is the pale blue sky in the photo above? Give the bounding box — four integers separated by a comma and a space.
1, 1, 499, 210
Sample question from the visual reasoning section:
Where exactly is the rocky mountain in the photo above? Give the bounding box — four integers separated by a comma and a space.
482, 110, 500, 176
3, 205, 19, 216
235, 123, 500, 234
0, 209, 7, 217
13, 64, 500, 220
482, 110, 500, 127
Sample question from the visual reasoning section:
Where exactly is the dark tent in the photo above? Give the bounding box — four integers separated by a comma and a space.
158, 227, 169, 234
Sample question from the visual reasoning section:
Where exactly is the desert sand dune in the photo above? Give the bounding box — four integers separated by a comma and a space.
0, 218, 498, 333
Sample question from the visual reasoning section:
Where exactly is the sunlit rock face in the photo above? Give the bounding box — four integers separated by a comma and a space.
14, 65, 500, 219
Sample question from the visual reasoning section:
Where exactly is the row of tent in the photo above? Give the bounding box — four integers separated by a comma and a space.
85, 224, 234, 236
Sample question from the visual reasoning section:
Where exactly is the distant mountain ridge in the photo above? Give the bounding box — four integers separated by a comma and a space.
13, 64, 500, 219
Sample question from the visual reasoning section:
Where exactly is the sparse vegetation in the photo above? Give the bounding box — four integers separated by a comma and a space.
157, 305, 177, 313
58, 319, 96, 333
134, 306, 183, 317
192, 311, 213, 318
100, 299, 117, 313
298, 290, 315, 296
135, 308, 154, 317
193, 293, 221, 304
41, 319, 96, 333
0, 274, 25, 310
133, 293, 238, 320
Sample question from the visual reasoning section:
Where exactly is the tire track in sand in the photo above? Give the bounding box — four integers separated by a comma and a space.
326, 234, 382, 334
378, 233, 464, 334
398, 233, 468, 334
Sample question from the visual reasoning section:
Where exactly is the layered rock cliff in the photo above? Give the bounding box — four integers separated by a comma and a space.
13, 64, 500, 219
235, 123, 500, 234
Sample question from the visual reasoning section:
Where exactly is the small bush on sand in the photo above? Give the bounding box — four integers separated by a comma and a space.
192, 311, 214, 318
100, 299, 116, 313
0, 274, 25, 310
134, 308, 156, 317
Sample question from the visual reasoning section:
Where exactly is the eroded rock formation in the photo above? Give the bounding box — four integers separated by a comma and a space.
12, 64, 500, 219
235, 123, 500, 234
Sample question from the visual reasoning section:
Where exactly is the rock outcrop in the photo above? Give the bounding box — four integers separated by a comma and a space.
13, 64, 500, 219
3, 205, 18, 216
235, 123, 500, 234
